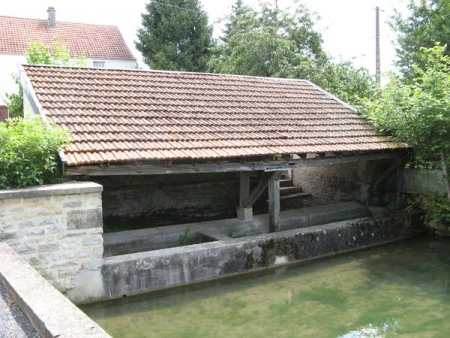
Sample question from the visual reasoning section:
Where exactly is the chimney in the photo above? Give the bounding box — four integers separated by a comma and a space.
47, 7, 56, 28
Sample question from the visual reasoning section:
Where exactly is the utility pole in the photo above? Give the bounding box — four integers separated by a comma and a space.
375, 6, 381, 84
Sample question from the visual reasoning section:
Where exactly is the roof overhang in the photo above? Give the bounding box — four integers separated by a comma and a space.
64, 150, 409, 177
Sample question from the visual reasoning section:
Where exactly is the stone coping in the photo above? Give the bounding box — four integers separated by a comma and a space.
0, 182, 103, 200
0, 243, 111, 338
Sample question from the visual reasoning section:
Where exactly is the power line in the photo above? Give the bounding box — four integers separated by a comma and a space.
150, 1, 201, 13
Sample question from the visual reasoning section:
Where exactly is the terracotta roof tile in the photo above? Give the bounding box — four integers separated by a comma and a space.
22, 65, 409, 166
0, 15, 135, 60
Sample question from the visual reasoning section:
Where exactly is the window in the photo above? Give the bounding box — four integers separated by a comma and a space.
93, 61, 105, 68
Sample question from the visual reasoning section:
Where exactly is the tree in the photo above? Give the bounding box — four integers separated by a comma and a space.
318, 60, 377, 108
209, 0, 327, 78
392, 0, 450, 78
220, 0, 247, 43
361, 45, 450, 167
209, 0, 376, 107
136, 0, 213, 72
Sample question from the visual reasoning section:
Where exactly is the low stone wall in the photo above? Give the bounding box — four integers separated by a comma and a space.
101, 212, 424, 301
402, 169, 447, 194
0, 243, 110, 338
0, 182, 104, 301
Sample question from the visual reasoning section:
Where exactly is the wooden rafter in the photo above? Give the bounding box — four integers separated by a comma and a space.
64, 152, 405, 177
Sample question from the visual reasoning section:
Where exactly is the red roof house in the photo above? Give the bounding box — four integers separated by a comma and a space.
0, 7, 136, 104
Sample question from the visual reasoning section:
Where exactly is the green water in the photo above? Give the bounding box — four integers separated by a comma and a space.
81, 237, 450, 338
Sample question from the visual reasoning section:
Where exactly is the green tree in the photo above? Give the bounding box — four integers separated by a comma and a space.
392, 0, 450, 78
26, 39, 69, 65
317, 60, 377, 108
361, 45, 450, 167
220, 0, 247, 43
209, 0, 376, 107
209, 0, 327, 78
136, 0, 213, 72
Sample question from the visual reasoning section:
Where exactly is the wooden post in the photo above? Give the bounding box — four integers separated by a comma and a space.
396, 164, 404, 205
237, 172, 253, 221
239, 172, 250, 207
268, 171, 282, 232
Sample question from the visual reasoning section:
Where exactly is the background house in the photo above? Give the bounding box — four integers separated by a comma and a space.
0, 7, 136, 106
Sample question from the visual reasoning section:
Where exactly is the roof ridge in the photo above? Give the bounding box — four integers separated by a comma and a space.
22, 64, 311, 83
0, 15, 121, 28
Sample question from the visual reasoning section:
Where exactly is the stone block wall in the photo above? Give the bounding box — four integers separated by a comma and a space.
293, 160, 397, 205
85, 173, 241, 229
0, 182, 104, 300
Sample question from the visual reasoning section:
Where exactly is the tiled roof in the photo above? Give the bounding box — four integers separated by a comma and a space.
0, 16, 135, 60
23, 65, 409, 166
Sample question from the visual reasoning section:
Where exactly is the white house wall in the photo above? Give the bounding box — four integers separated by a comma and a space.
0, 54, 26, 105
94, 59, 135, 69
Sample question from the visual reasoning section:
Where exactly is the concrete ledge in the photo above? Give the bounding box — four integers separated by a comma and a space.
0, 182, 103, 200
0, 243, 110, 338
102, 212, 425, 300
103, 201, 370, 256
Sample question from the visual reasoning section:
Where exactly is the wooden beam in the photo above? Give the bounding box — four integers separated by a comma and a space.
268, 171, 282, 233
243, 172, 271, 208
65, 152, 405, 177
369, 157, 404, 194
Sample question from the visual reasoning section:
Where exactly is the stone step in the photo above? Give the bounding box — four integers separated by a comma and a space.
279, 186, 303, 195
279, 179, 294, 187
280, 192, 311, 200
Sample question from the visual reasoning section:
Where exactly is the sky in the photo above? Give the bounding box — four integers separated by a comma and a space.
0, 0, 408, 75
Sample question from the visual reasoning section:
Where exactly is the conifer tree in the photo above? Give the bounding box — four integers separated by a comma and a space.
136, 0, 213, 72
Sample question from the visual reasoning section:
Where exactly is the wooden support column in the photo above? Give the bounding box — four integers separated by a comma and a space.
396, 164, 404, 205
268, 171, 282, 233
239, 172, 251, 207
368, 157, 404, 205
237, 172, 253, 221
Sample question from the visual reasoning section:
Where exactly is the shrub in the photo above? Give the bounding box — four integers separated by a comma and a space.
0, 118, 71, 189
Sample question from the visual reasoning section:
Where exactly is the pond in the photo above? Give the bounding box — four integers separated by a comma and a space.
81, 237, 450, 337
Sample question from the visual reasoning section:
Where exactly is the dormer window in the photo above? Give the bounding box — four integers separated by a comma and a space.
93, 61, 105, 68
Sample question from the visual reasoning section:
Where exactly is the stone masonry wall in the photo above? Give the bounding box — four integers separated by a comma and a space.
0, 182, 104, 301
84, 173, 241, 229
293, 160, 396, 205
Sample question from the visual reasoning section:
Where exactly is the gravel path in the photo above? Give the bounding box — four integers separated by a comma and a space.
0, 283, 39, 338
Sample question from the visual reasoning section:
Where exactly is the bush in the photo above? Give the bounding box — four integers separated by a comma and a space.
0, 118, 71, 189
